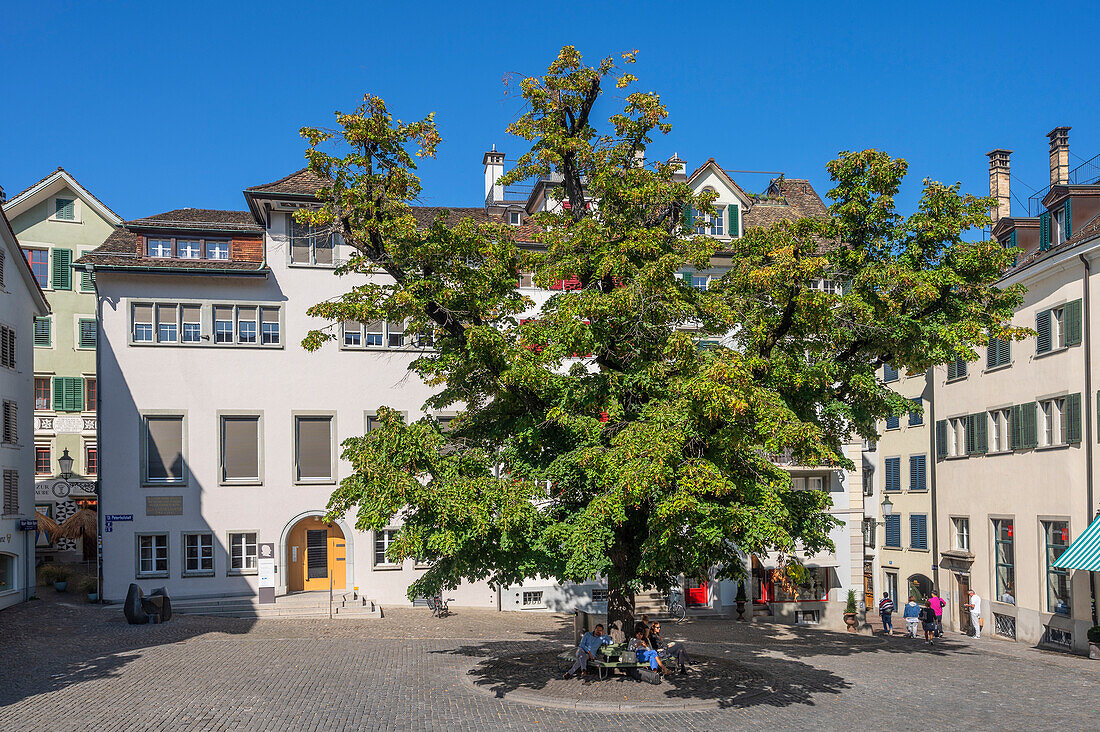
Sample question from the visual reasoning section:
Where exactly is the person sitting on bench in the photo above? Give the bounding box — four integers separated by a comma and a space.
563, 623, 612, 679
648, 621, 690, 674
627, 626, 668, 675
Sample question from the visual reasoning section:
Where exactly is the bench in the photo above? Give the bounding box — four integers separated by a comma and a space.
560, 643, 656, 682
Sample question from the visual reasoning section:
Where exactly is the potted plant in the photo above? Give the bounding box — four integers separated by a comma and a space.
79, 576, 99, 603
844, 589, 859, 631
1088, 625, 1100, 660
735, 582, 748, 621
40, 565, 71, 592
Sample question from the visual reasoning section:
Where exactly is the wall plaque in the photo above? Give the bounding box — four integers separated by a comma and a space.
145, 496, 183, 516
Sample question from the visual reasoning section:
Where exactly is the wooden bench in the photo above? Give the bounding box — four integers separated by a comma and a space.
560, 643, 654, 682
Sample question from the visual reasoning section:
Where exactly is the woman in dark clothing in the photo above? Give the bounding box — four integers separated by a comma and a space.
920, 601, 938, 645
647, 621, 690, 673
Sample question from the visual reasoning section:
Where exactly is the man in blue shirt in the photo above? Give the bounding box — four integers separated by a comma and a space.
563, 623, 612, 678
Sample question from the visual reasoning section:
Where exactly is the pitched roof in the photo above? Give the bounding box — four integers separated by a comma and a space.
685, 159, 753, 205
2, 167, 123, 224
245, 168, 330, 196
742, 178, 828, 230
126, 208, 263, 233
0, 207, 50, 313
1004, 209, 1100, 278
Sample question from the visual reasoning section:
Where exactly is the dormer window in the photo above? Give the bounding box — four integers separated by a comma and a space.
206, 241, 229, 260
149, 239, 172, 258
145, 237, 234, 260
289, 218, 334, 266
1052, 207, 1066, 246
509, 211, 522, 226
178, 240, 202, 259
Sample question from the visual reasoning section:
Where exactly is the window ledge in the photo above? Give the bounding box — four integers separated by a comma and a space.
1036, 443, 1070, 452
1034, 346, 1070, 360
227, 570, 257, 576
944, 454, 968, 461
294, 479, 336, 487
985, 449, 1012, 457
182, 572, 215, 578
907, 547, 931, 553
907, 489, 929, 494
372, 564, 401, 571
983, 363, 1013, 375
220, 480, 264, 487
143, 481, 187, 488
287, 263, 338, 270
882, 546, 903, 551
944, 376, 968, 384
137, 573, 169, 580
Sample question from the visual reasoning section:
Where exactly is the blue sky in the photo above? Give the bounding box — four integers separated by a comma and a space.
3, 1, 1099, 222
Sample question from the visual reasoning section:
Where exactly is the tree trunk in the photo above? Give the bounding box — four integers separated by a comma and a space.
606, 523, 644, 640
606, 574, 636, 639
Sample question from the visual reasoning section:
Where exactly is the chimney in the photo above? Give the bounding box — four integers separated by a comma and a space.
987, 149, 1012, 223
1048, 126, 1071, 186
668, 153, 687, 182
483, 146, 505, 203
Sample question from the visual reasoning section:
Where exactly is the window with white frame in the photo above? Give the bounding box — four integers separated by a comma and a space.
949, 417, 967, 457
990, 409, 1009, 452
342, 320, 413, 349
214, 305, 233, 343
289, 216, 334, 265
952, 517, 970, 551
374, 529, 397, 566
178, 239, 202, 259
206, 240, 229, 260
182, 305, 201, 343
133, 302, 281, 347
133, 304, 154, 342
148, 238, 172, 258
237, 306, 257, 344
137, 534, 169, 577
509, 210, 522, 226
522, 590, 544, 606
228, 532, 257, 573
183, 532, 214, 575
157, 304, 177, 343
260, 309, 280, 344
1039, 397, 1064, 446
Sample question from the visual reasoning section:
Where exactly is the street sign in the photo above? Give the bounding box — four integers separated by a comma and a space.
257, 543, 276, 604
931, 564, 938, 571
18, 519, 36, 531
106, 514, 133, 522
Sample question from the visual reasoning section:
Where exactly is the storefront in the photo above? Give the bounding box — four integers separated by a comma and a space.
34, 478, 98, 561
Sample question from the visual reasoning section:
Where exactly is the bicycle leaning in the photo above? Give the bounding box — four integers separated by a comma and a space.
665, 587, 687, 622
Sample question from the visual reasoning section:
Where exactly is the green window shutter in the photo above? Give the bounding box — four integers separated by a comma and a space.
1040, 211, 1051, 250
965, 415, 976, 454
999, 336, 1011, 366
65, 377, 83, 412
1036, 309, 1052, 353
78, 319, 97, 349
1065, 393, 1082, 444
935, 420, 947, 459
1064, 198, 1072, 239
55, 198, 74, 220
683, 206, 694, 230
728, 204, 739, 238
52, 376, 65, 410
51, 248, 72, 290
1024, 401, 1038, 447
33, 317, 51, 347
972, 413, 988, 454
1065, 299, 1083, 345
80, 267, 96, 292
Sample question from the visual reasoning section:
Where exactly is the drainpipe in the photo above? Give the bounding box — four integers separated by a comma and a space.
88, 263, 103, 602
927, 368, 940, 596
1079, 253, 1099, 626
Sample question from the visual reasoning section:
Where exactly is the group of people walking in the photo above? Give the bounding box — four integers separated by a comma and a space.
877, 588, 984, 642
563, 615, 691, 680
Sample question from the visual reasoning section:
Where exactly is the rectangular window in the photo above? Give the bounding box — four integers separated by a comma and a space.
908, 454, 926, 491
953, 517, 970, 552
84, 377, 96, 412
289, 218, 335, 265
25, 249, 48, 288
295, 415, 333, 482
228, 532, 257, 573
991, 409, 1009, 452
237, 306, 257, 344
35, 445, 51, 475
80, 266, 95, 292
1039, 397, 1065, 447
987, 336, 1011, 369
78, 318, 97, 349
183, 532, 214, 575
884, 515, 902, 548
260, 308, 280, 345
221, 415, 260, 483
2, 470, 17, 515
909, 514, 928, 550
177, 240, 202, 259
133, 304, 153, 342
148, 239, 172, 258
137, 534, 169, 577
885, 414, 900, 430
144, 415, 185, 484
156, 304, 177, 343
883, 457, 900, 492
950, 417, 967, 457
772, 567, 831, 601
1043, 521, 1071, 614
522, 590, 545, 606
946, 356, 968, 380
214, 306, 234, 343
993, 519, 1015, 603
33, 317, 51, 347
343, 321, 362, 347
206, 241, 229, 260
2, 400, 17, 443
374, 529, 397, 566
0, 326, 13, 369
365, 321, 384, 347
388, 319, 405, 348
54, 197, 75, 220
85, 443, 97, 476
181, 305, 201, 343
908, 398, 923, 426
34, 377, 50, 410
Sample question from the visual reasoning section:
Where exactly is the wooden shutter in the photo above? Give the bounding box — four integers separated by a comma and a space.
998, 336, 1010, 366
974, 413, 988, 453
883, 363, 898, 381
909, 455, 926, 490
65, 377, 83, 412
1065, 299, 1083, 345
911, 515, 928, 550
935, 420, 947, 458
0, 249, 4, 287
885, 515, 901, 547
684, 206, 694, 230
728, 204, 739, 238
33, 317, 51, 347
1023, 401, 1038, 447
1064, 198, 1072, 239
80, 268, 95, 291
1009, 405, 1021, 449
52, 376, 65, 411
1040, 211, 1051, 250
51, 248, 72, 290
1036, 309, 1052, 353
1065, 393, 1082, 444
965, 415, 976, 455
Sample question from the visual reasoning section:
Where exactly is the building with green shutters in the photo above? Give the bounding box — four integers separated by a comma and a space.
3, 169, 120, 561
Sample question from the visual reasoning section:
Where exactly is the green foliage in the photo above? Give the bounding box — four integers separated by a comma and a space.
845, 589, 858, 614
79, 575, 99, 595
39, 565, 71, 585
301, 47, 1021, 621
1088, 625, 1100, 644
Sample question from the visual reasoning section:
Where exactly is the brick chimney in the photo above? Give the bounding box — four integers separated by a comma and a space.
1048, 127, 1071, 186
483, 146, 505, 203
987, 149, 1012, 223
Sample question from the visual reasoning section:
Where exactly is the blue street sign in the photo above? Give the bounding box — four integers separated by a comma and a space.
106, 514, 133, 522
18, 519, 36, 531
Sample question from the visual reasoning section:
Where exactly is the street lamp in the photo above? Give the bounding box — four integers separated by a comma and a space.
57, 448, 74, 481
881, 494, 894, 517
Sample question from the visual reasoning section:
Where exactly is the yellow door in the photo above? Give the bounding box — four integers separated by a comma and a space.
287, 516, 346, 592
329, 536, 346, 590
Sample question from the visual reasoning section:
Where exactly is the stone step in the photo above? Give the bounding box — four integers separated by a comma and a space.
173, 592, 382, 619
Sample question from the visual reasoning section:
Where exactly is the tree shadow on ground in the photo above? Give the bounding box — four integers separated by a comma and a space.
0, 594, 256, 707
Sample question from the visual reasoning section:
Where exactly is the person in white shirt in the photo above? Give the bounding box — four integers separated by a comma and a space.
966, 590, 982, 638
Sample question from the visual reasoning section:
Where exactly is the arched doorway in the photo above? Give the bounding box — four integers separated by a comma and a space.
907, 573, 933, 602
285, 515, 346, 592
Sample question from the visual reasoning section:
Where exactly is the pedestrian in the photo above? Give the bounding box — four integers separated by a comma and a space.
903, 595, 921, 638
929, 589, 946, 638
920, 600, 937, 645
966, 590, 982, 639
563, 623, 612, 678
878, 591, 894, 635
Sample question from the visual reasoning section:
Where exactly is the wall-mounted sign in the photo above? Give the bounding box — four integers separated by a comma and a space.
145, 496, 182, 516
18, 519, 36, 531
257, 543, 276, 604
35, 480, 98, 500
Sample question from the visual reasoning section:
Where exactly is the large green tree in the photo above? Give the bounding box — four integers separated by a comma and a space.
300, 47, 1023, 627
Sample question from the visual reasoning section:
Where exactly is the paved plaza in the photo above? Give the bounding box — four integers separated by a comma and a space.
1, 596, 1097, 731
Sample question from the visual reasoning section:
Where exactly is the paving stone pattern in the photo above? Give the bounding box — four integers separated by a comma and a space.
1, 595, 1097, 731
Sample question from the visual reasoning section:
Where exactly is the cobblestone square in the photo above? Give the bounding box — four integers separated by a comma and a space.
1, 596, 1096, 731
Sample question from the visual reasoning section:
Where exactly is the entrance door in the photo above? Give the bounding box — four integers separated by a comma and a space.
287, 516, 346, 592
885, 571, 899, 611
863, 561, 874, 609
956, 573, 971, 634
685, 578, 708, 606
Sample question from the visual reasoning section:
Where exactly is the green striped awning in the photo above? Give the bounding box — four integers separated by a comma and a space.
1053, 516, 1100, 571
